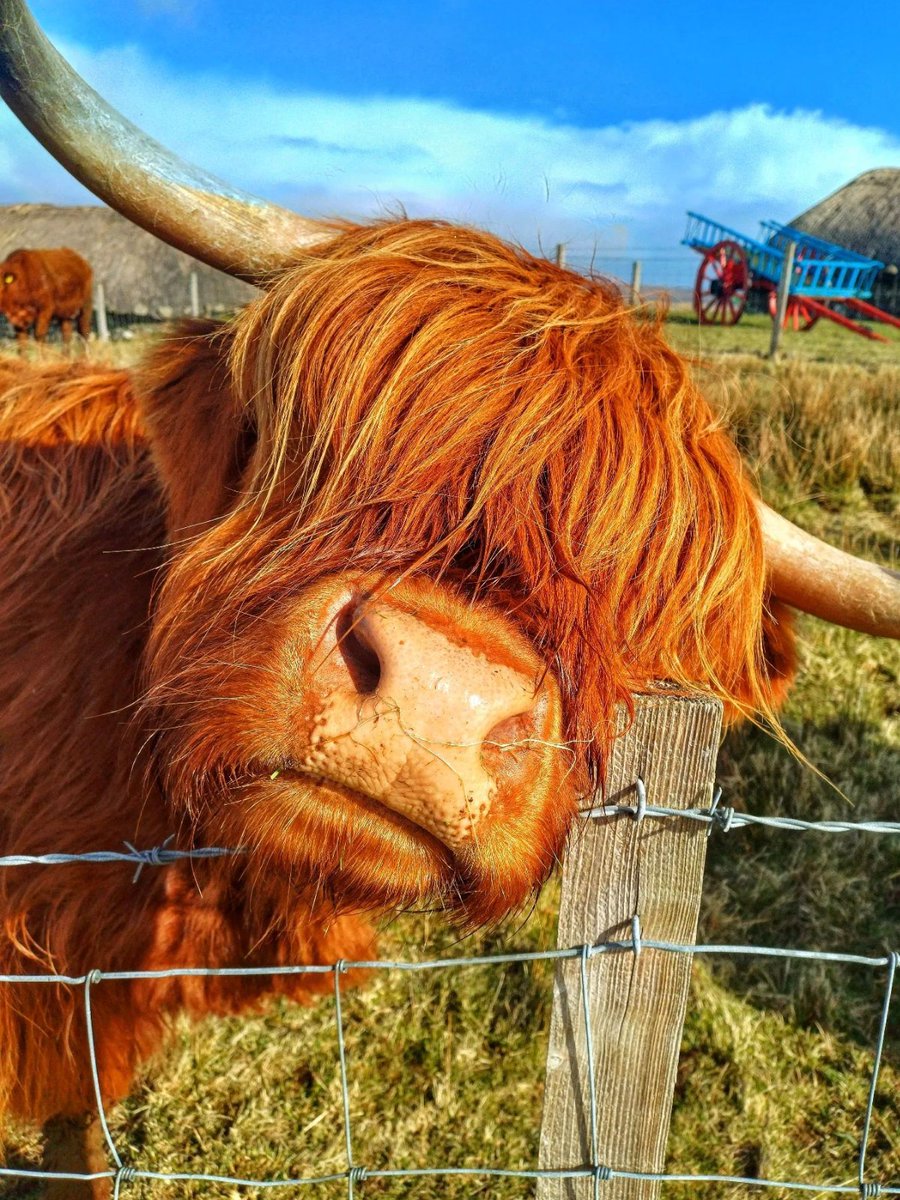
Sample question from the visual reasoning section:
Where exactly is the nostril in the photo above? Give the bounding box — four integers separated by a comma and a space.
336, 605, 382, 695
482, 708, 538, 777
486, 711, 532, 746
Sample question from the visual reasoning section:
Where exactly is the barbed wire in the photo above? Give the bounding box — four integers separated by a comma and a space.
580, 780, 900, 835
0, 783, 895, 882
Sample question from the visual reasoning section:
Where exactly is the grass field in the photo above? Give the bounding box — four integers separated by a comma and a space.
665, 307, 900, 368
2, 312, 899, 1198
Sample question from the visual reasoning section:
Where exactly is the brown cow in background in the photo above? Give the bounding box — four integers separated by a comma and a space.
0, 247, 92, 345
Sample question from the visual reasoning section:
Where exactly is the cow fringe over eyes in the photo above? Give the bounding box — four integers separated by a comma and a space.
145, 219, 795, 797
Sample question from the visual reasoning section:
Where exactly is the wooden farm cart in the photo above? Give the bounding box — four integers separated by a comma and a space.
682, 212, 900, 341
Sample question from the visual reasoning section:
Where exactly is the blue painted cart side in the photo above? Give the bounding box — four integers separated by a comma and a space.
683, 212, 881, 299
760, 220, 882, 298
683, 212, 783, 286
761, 220, 881, 267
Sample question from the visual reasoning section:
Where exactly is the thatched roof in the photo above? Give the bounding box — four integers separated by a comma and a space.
0, 203, 258, 316
790, 168, 900, 269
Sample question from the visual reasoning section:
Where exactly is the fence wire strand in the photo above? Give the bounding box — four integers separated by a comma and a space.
1, 782, 896, 1195
1, 787, 895, 879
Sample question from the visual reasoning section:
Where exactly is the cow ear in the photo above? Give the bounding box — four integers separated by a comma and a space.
135, 319, 254, 537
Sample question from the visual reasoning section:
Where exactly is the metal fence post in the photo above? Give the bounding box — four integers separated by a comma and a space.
768, 239, 796, 359
538, 692, 722, 1199
189, 270, 200, 318
555, 244, 567, 268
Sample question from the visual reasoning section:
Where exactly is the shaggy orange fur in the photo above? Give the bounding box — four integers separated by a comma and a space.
0, 220, 794, 1156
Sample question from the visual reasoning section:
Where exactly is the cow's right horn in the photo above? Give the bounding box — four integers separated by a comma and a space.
0, 0, 330, 281
758, 501, 900, 639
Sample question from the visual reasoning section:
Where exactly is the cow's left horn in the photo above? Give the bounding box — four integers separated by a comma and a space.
758, 500, 900, 639
0, 0, 330, 281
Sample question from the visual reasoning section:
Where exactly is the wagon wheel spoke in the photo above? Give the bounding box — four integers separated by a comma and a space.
769, 293, 820, 332
694, 240, 749, 326
797, 301, 819, 332
703, 293, 725, 322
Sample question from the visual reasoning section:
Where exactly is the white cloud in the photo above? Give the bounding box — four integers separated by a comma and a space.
2, 35, 898, 284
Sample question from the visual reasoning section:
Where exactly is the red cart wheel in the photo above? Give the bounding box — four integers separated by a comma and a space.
768, 292, 820, 331
694, 240, 749, 325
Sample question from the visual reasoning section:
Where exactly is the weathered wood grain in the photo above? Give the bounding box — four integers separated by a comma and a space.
538, 693, 722, 1200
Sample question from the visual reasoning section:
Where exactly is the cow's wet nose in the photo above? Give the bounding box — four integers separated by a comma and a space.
299, 598, 553, 849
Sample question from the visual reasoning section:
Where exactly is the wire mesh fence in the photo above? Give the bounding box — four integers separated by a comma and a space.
5, 245, 888, 348
0, 252, 699, 350
0, 269, 247, 347
562, 251, 696, 299
1, 783, 897, 1197
0, 250, 712, 352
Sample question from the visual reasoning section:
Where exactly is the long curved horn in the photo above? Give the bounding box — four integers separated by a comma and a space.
757, 501, 900, 639
0, 0, 329, 280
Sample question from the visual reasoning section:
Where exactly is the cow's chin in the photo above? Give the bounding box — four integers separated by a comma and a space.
203, 771, 569, 930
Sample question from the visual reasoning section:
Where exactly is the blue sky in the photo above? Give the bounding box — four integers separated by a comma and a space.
3, 0, 899, 286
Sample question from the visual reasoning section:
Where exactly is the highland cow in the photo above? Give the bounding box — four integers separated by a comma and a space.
0, 5, 897, 1199
0, 246, 92, 345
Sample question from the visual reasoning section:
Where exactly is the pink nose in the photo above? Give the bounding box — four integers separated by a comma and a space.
298, 597, 548, 848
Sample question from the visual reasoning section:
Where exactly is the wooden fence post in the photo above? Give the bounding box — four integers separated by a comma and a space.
555, 244, 567, 268
538, 692, 722, 1200
94, 281, 109, 342
768, 239, 796, 360
189, 270, 200, 318
629, 260, 642, 306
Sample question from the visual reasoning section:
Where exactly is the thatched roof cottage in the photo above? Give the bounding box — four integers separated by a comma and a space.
790, 168, 900, 315
0, 203, 258, 320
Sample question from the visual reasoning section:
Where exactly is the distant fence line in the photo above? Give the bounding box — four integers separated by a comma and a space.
0, 268, 242, 344
2, 247, 896, 343
554, 243, 694, 302
0, 254, 693, 345
92, 270, 238, 341
555, 243, 900, 315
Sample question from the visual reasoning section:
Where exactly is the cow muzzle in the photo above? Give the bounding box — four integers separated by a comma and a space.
292, 583, 561, 851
